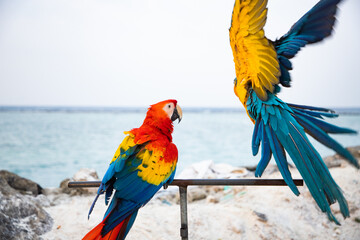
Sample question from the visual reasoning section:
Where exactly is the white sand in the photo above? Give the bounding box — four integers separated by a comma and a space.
42, 162, 360, 240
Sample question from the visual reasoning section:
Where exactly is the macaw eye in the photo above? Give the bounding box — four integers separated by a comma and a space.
168, 104, 171, 108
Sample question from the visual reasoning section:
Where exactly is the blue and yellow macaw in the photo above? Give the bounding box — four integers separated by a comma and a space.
229, 0, 358, 224
83, 100, 182, 240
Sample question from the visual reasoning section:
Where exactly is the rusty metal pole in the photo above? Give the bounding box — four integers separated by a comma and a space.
179, 186, 188, 240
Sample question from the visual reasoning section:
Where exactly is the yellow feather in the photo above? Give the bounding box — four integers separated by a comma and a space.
253, 83, 267, 101
260, 59, 281, 77
249, 8, 267, 28
110, 145, 121, 164
137, 149, 175, 185
239, 5, 249, 22
230, 0, 280, 103
259, 66, 279, 85
258, 71, 275, 93
248, 19, 265, 34
143, 150, 151, 163
248, 2, 267, 28
258, 54, 279, 69
110, 134, 136, 164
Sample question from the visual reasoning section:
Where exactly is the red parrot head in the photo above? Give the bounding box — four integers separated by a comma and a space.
141, 99, 182, 138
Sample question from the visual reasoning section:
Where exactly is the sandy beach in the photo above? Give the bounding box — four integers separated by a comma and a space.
38, 147, 360, 240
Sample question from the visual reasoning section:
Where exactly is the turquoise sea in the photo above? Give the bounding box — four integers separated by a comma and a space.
1, 107, 360, 187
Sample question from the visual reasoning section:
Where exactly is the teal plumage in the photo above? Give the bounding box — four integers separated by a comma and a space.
248, 90, 354, 224
229, 0, 359, 224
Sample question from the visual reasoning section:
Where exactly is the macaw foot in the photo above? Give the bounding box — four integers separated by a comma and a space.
163, 183, 169, 189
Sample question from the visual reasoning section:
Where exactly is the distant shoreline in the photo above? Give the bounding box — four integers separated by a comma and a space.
1, 106, 360, 115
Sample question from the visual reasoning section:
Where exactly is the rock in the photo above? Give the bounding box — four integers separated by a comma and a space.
206, 195, 219, 203
153, 188, 178, 205
0, 176, 17, 196
60, 168, 100, 195
0, 170, 42, 196
188, 187, 207, 203
0, 171, 53, 240
177, 160, 248, 179
177, 160, 214, 179
347, 146, 360, 159
253, 210, 268, 223
73, 168, 99, 182
244, 165, 257, 172
323, 146, 360, 168
0, 194, 53, 239
323, 155, 344, 168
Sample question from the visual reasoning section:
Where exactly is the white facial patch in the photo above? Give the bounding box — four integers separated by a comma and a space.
163, 102, 176, 119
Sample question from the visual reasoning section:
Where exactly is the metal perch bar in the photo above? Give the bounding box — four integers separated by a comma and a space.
68, 179, 304, 188
68, 179, 303, 240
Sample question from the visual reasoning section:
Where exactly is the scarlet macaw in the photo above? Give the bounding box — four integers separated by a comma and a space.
83, 100, 182, 240
229, 0, 358, 224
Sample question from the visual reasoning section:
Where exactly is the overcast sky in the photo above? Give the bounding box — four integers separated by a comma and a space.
0, 0, 359, 108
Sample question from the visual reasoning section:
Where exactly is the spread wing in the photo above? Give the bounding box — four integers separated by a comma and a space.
229, 0, 280, 101
275, 0, 341, 87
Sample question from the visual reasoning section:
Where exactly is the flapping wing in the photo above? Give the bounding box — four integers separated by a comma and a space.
229, 0, 280, 101
275, 0, 341, 87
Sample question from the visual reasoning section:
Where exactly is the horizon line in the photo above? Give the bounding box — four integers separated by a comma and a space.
1, 105, 360, 114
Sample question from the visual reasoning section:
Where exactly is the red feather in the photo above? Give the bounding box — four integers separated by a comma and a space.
82, 214, 132, 240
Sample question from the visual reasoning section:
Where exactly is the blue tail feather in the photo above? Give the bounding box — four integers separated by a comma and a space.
255, 122, 272, 177
287, 103, 336, 115
122, 210, 139, 239
252, 118, 261, 156
291, 111, 359, 168
287, 123, 349, 220
292, 108, 356, 134
266, 124, 300, 195
102, 198, 139, 235
247, 90, 353, 224
283, 125, 341, 224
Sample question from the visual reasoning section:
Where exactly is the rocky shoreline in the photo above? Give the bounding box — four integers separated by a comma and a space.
0, 170, 52, 240
1, 146, 360, 240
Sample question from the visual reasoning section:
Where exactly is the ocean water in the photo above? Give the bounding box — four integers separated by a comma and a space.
1, 107, 360, 187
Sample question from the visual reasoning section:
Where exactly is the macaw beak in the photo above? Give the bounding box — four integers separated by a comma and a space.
171, 104, 182, 123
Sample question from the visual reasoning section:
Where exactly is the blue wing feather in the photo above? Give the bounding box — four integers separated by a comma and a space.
87, 143, 140, 218
274, 0, 342, 87
89, 138, 176, 237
